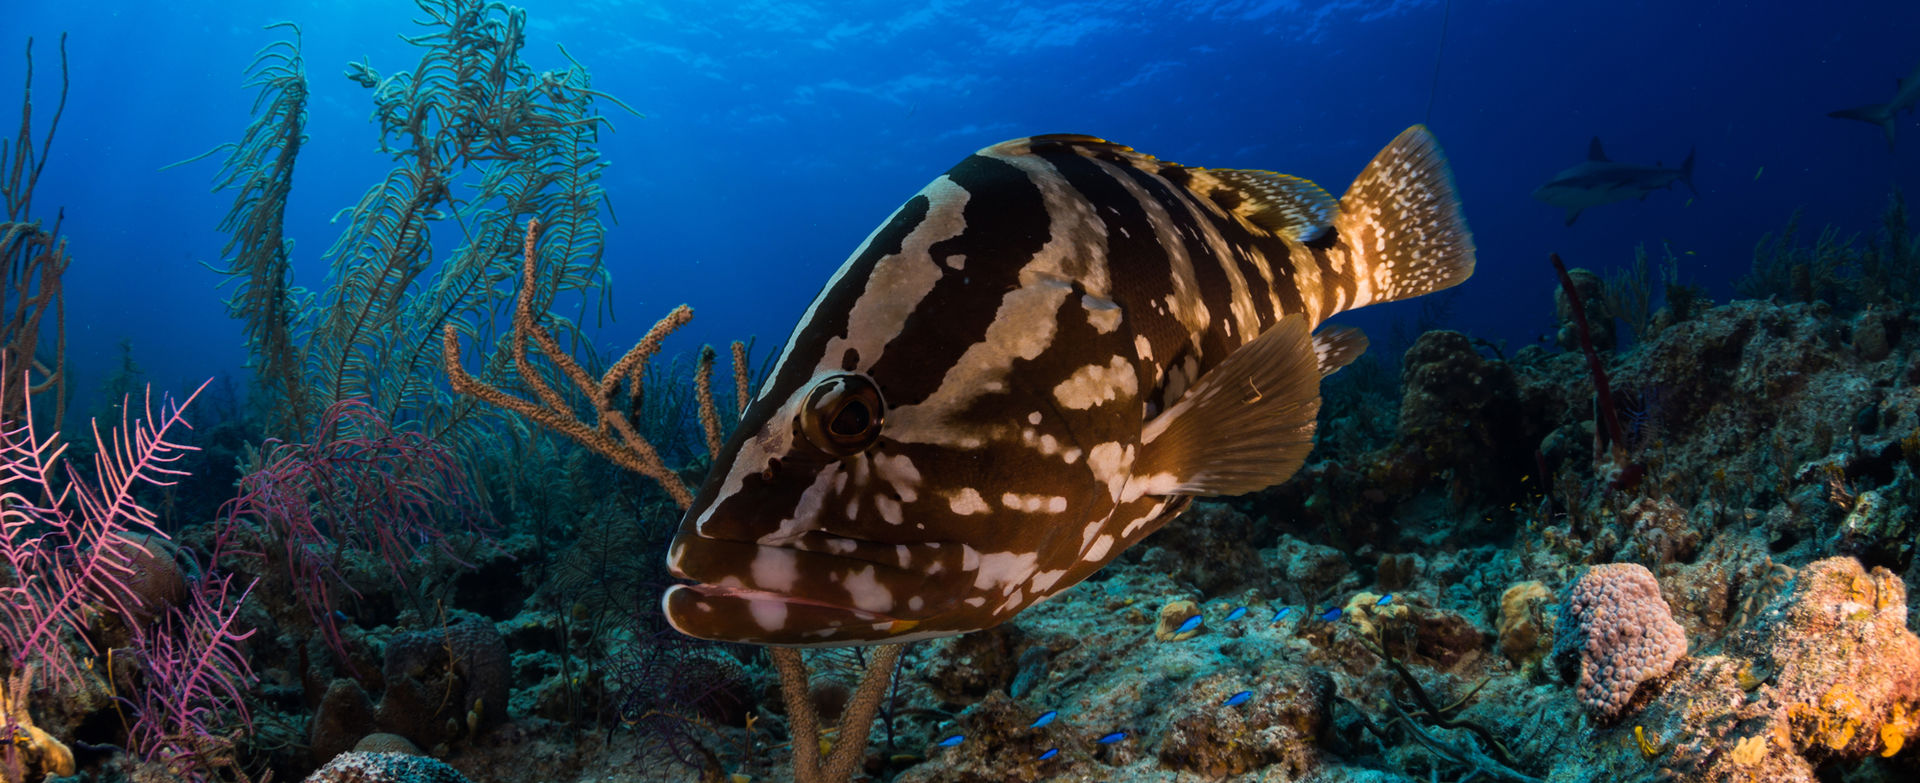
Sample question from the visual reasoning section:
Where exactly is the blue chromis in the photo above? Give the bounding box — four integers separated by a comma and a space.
1223, 690, 1253, 707
1319, 607, 1343, 622
1174, 613, 1204, 637
935, 734, 964, 748
1271, 606, 1293, 624
1030, 710, 1058, 728
1097, 731, 1129, 744
661, 128, 1475, 646
1375, 593, 1393, 606
1037, 748, 1059, 761
1225, 606, 1247, 622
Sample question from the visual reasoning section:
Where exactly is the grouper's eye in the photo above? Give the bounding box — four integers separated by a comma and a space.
801, 374, 885, 457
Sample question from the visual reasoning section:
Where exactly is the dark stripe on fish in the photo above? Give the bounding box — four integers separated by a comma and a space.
869, 155, 1050, 408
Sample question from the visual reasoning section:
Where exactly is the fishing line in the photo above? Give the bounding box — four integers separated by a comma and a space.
1424, 0, 1453, 125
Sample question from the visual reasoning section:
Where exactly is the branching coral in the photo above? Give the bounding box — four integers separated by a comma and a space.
447, 218, 900, 783
1, 34, 70, 435
171, 23, 311, 438
189, 1, 630, 453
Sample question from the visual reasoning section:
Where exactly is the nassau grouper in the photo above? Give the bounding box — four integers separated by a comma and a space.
664, 127, 1474, 646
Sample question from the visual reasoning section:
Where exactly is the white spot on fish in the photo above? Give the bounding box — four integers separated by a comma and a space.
751, 548, 800, 592
949, 488, 990, 515
750, 597, 788, 631
1084, 534, 1115, 562
872, 452, 922, 502
974, 550, 1038, 591
844, 566, 892, 613
1028, 411, 1042, 425
1052, 356, 1137, 410
876, 494, 904, 524
1081, 294, 1121, 333
1030, 568, 1067, 593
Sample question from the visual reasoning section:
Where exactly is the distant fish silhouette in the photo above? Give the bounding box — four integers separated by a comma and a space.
1829, 59, 1920, 151
1531, 137, 1696, 226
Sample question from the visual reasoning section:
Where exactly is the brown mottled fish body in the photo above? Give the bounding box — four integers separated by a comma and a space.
665, 127, 1475, 646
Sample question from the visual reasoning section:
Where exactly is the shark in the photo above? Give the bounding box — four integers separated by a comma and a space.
1829, 59, 1920, 151
1531, 137, 1696, 226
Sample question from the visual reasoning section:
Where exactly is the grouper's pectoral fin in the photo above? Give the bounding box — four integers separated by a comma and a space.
1132, 314, 1322, 497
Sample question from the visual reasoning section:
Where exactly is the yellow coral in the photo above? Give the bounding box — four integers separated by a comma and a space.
1634, 725, 1663, 758
1883, 703, 1911, 757
1813, 685, 1866, 750
1729, 734, 1767, 766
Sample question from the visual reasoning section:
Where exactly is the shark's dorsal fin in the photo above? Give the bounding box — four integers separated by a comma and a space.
1587, 137, 1609, 162
1205, 169, 1339, 242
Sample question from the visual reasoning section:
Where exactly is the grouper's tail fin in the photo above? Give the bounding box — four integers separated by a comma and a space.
1332, 125, 1476, 312
1829, 103, 1897, 151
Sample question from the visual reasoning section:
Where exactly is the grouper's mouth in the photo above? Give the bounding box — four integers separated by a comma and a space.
662, 582, 919, 646
663, 535, 961, 646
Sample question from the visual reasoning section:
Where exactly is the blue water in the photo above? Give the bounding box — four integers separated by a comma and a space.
9, 0, 1919, 409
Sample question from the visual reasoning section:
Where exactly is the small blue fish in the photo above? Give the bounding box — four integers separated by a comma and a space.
1174, 614, 1203, 636
935, 734, 964, 747
1223, 690, 1253, 707
1270, 606, 1293, 624
1030, 710, 1057, 728
1097, 731, 1128, 744
1225, 606, 1247, 622
1319, 607, 1343, 622
1037, 748, 1059, 761
1375, 593, 1393, 606
332, 610, 351, 624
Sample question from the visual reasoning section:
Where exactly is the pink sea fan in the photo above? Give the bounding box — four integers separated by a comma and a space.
0, 372, 206, 690
219, 398, 490, 667
125, 568, 258, 775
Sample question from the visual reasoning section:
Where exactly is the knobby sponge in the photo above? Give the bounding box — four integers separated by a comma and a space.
1553, 563, 1687, 720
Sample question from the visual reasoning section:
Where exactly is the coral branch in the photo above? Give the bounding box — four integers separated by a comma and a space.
444, 218, 694, 508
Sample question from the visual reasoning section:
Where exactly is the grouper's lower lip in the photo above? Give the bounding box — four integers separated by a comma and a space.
661, 583, 919, 647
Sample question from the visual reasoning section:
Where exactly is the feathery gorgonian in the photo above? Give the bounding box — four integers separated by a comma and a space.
0, 373, 206, 689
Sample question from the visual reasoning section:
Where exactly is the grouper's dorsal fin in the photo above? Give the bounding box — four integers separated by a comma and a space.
1587, 137, 1609, 162
1311, 325, 1369, 377
1135, 314, 1321, 497
1206, 168, 1339, 242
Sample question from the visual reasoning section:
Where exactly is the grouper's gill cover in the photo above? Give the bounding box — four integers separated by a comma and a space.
664, 126, 1475, 646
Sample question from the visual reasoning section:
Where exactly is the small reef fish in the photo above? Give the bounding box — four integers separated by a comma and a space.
664, 128, 1475, 645
1375, 593, 1393, 606
1319, 607, 1343, 622
1097, 731, 1129, 744
1225, 606, 1247, 622
1223, 690, 1253, 707
1030, 710, 1058, 728
1037, 748, 1059, 761
935, 734, 964, 748
1271, 606, 1294, 624
1174, 614, 1204, 637
1531, 137, 1696, 225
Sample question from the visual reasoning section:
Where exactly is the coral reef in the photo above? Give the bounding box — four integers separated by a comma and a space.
1552, 563, 1688, 721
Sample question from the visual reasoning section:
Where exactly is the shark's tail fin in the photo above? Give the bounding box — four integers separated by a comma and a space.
1678, 147, 1697, 196
1830, 103, 1897, 151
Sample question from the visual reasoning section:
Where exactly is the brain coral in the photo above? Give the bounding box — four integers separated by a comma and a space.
1552, 563, 1687, 720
